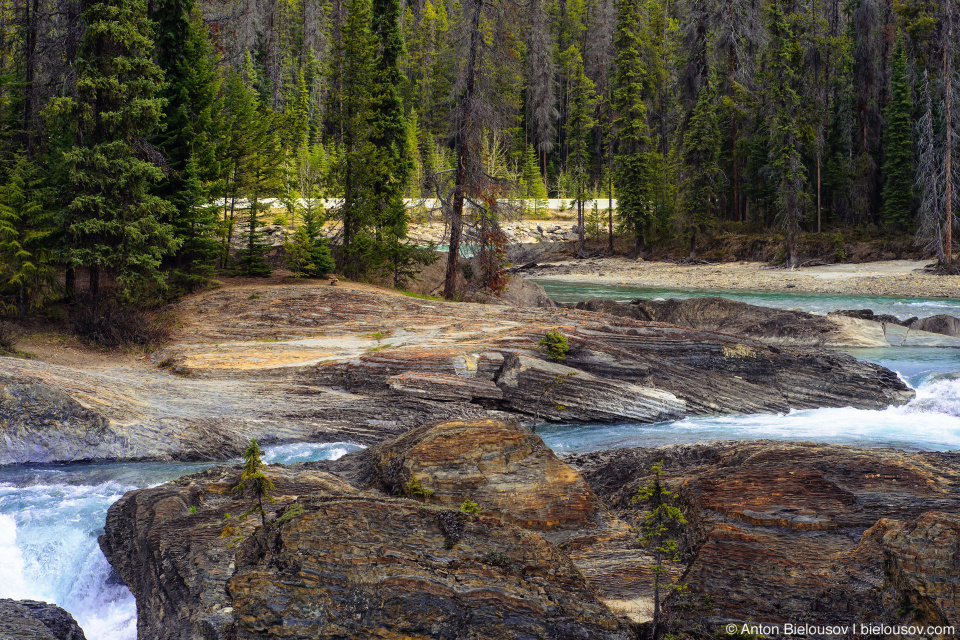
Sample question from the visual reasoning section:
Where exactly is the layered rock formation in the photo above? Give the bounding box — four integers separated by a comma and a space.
568, 442, 960, 632
2, 284, 913, 464
0, 600, 87, 640
100, 419, 633, 639
102, 421, 960, 639
574, 297, 960, 348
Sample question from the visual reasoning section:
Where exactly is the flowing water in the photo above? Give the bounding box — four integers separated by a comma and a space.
1, 281, 958, 640
0, 442, 362, 640
533, 279, 960, 320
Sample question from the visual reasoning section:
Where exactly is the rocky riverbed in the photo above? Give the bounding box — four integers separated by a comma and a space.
99, 419, 960, 639
0, 280, 914, 465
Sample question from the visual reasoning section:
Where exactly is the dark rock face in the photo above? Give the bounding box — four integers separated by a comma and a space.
227, 498, 629, 640
0, 600, 87, 640
832, 308, 913, 326
910, 314, 960, 338
568, 442, 960, 632
99, 464, 365, 640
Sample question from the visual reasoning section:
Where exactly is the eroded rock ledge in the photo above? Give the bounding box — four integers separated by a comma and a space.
2, 284, 913, 464
101, 422, 960, 640
568, 441, 960, 632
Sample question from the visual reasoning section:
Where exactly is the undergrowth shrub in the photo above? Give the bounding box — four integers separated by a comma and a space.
71, 302, 173, 348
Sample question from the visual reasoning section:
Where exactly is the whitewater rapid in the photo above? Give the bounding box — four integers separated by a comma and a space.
0, 442, 361, 640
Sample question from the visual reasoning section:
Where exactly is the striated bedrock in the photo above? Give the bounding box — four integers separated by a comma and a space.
567, 441, 960, 632
227, 498, 629, 640
0, 599, 87, 640
99, 420, 632, 639
573, 297, 960, 348
2, 285, 913, 464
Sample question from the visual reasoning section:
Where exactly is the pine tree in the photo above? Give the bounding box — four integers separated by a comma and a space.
233, 102, 284, 277
48, 0, 178, 303
233, 438, 276, 527
333, 0, 377, 278
0, 155, 54, 319
218, 68, 260, 269
679, 81, 722, 258
881, 35, 914, 230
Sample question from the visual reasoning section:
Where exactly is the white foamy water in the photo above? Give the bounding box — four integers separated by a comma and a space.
0, 442, 359, 640
541, 361, 960, 455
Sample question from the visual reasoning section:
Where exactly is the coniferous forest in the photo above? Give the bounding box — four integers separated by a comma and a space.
0, 0, 959, 319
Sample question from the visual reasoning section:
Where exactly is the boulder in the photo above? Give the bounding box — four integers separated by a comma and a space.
99, 464, 365, 640
910, 314, 960, 338
0, 600, 86, 640
100, 425, 632, 640
333, 418, 602, 530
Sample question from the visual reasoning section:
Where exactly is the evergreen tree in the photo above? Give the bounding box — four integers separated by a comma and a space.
522, 144, 549, 216
233, 102, 284, 277
613, 0, 655, 251
764, 0, 812, 268
0, 155, 54, 319
332, 0, 377, 278
881, 36, 914, 230
678, 81, 722, 258
218, 68, 260, 268
631, 461, 687, 640
565, 46, 595, 252
155, 8, 223, 289
48, 0, 178, 303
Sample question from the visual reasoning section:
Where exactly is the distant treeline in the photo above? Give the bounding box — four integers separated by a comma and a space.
0, 0, 958, 315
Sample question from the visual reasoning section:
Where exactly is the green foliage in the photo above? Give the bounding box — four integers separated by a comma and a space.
404, 476, 434, 501
233, 438, 277, 526
678, 81, 723, 257
537, 328, 569, 361
459, 499, 482, 514
881, 36, 914, 230
0, 155, 55, 319
632, 461, 687, 639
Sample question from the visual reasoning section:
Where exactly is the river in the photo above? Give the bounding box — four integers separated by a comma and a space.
1, 282, 958, 639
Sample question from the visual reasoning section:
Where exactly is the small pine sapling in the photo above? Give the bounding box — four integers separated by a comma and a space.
233, 438, 276, 526
632, 461, 687, 640
537, 328, 569, 361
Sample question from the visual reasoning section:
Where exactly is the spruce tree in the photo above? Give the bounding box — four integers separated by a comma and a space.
155, 7, 222, 289
679, 81, 722, 258
0, 155, 54, 319
333, 0, 377, 278
613, 0, 655, 251
565, 46, 595, 252
48, 0, 178, 303
881, 36, 914, 230
370, 0, 421, 286
764, 0, 812, 268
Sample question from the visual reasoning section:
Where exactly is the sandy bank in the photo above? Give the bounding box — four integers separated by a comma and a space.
529, 258, 960, 299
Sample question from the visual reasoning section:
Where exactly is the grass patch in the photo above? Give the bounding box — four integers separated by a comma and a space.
395, 289, 445, 302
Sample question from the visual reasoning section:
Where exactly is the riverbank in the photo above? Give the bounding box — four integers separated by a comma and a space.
527, 258, 960, 299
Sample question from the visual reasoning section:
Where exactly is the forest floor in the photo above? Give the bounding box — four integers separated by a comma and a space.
527, 258, 960, 299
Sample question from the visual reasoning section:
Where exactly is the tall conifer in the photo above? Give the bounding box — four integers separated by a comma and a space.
881, 35, 914, 230
49, 0, 178, 302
